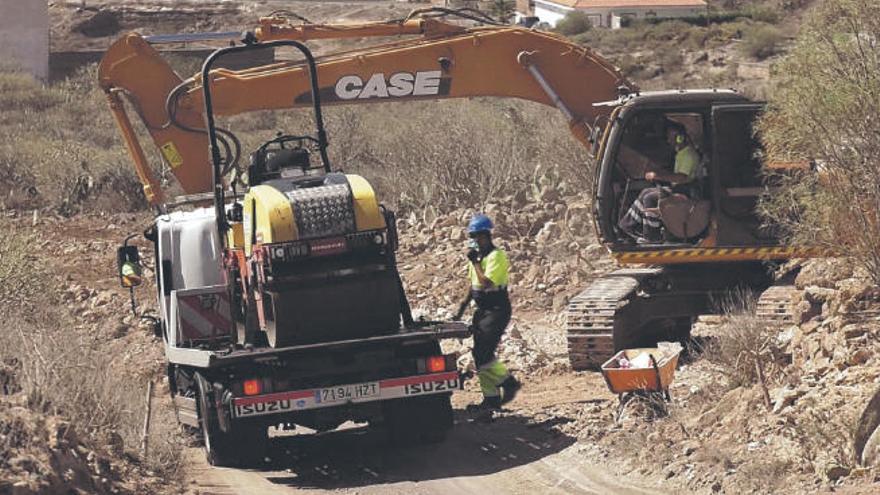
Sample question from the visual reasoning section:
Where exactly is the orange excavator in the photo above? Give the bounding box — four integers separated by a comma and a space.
101, 8, 822, 383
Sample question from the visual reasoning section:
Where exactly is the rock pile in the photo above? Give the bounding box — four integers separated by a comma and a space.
397, 191, 613, 319
593, 258, 880, 493
0, 394, 163, 495
399, 192, 613, 376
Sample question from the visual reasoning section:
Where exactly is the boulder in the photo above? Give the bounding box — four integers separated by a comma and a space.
771, 386, 805, 414
804, 286, 837, 304
71, 10, 121, 38
824, 464, 851, 481
795, 259, 853, 289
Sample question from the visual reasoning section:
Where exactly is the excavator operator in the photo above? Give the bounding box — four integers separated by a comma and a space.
619, 121, 700, 243
454, 214, 521, 411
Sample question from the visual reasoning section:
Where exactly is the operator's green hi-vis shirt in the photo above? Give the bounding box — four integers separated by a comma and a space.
674, 145, 700, 181
468, 248, 510, 288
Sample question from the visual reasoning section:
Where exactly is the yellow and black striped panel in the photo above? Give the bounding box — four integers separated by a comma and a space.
615, 246, 833, 265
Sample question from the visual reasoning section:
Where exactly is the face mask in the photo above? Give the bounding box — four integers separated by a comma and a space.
468, 239, 479, 250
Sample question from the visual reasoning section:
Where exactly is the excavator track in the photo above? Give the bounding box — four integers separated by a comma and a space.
566, 263, 776, 371
756, 284, 799, 325
566, 268, 663, 371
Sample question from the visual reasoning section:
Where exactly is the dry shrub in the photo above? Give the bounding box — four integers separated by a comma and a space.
487, 0, 515, 23
0, 70, 146, 214
555, 12, 593, 36
0, 222, 182, 477
743, 5, 782, 24
758, 0, 880, 282
792, 407, 858, 472
229, 98, 590, 214
740, 24, 784, 60
2, 62, 589, 217
704, 292, 783, 407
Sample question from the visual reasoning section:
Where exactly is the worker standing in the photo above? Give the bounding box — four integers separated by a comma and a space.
455, 214, 521, 411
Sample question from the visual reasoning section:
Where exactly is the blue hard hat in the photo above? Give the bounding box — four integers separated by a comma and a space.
467, 214, 493, 235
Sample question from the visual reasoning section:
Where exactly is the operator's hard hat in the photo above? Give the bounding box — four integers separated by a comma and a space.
467, 214, 494, 235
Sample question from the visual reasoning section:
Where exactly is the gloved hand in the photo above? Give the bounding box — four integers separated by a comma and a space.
467, 249, 480, 263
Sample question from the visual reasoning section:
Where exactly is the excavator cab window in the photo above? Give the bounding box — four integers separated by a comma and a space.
611, 110, 710, 245
711, 103, 767, 244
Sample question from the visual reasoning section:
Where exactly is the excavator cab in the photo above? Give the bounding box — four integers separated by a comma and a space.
594, 90, 775, 257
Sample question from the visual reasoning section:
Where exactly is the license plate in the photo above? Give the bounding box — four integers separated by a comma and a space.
316, 382, 379, 405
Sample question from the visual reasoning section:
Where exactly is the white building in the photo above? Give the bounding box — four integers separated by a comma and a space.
531, 0, 707, 29
0, 0, 48, 79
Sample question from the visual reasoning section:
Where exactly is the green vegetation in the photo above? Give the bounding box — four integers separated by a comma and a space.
488, 0, 516, 23
759, 0, 880, 281
740, 25, 785, 60
555, 11, 593, 36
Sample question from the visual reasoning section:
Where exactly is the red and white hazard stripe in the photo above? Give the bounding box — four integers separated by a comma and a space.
177, 290, 232, 342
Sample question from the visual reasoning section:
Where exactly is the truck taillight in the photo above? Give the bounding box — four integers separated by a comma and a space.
417, 355, 452, 374
427, 356, 446, 373
243, 379, 262, 396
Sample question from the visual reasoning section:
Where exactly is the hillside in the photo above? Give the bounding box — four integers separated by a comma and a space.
2, 1, 878, 494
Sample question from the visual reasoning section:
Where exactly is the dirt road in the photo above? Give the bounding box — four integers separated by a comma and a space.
185, 374, 667, 495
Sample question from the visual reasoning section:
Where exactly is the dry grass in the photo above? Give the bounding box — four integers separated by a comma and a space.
1, 66, 588, 216
0, 70, 146, 214
0, 221, 183, 478
703, 292, 785, 407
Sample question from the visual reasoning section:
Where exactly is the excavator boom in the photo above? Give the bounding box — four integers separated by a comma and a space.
97, 15, 631, 204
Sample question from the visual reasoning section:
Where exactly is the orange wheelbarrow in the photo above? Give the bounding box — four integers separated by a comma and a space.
601, 347, 681, 421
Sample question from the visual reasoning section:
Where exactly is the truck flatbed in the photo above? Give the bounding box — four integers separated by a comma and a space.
166, 321, 469, 368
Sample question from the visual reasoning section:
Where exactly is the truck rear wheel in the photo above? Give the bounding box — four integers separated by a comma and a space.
384, 394, 453, 446
197, 376, 236, 466
197, 376, 268, 467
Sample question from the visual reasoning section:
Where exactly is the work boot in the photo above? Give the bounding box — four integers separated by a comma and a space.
499, 376, 521, 405
466, 396, 501, 412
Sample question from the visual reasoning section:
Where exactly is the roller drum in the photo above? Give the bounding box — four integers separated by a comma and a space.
263, 269, 403, 348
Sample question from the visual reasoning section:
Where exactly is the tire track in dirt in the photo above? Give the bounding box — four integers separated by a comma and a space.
185, 374, 668, 495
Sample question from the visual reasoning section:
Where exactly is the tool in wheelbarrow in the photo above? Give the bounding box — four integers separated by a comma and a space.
601, 342, 682, 422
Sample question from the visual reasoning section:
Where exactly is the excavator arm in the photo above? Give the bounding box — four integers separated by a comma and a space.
98, 13, 632, 205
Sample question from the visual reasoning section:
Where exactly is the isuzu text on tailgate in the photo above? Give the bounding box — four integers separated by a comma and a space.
233, 371, 460, 418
